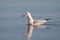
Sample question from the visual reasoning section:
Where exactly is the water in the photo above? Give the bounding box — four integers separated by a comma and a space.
0, 7, 60, 40
0, 0, 60, 40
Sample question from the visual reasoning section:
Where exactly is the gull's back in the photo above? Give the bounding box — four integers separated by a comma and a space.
33, 20, 47, 25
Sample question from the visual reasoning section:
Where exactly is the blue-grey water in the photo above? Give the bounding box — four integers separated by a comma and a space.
0, 0, 60, 40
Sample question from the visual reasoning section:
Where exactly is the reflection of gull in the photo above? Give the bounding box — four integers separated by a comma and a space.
26, 24, 47, 40
27, 24, 33, 40
22, 12, 50, 25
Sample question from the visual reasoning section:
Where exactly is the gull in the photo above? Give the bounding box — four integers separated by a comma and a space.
22, 12, 50, 25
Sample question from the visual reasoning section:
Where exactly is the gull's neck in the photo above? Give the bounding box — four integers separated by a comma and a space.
27, 14, 34, 24
28, 15, 33, 21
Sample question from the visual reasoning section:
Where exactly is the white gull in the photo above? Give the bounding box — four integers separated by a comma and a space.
22, 12, 50, 25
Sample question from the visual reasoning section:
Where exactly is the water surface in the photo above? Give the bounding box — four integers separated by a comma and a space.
0, 0, 60, 40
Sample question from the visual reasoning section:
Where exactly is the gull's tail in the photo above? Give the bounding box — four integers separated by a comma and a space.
45, 18, 50, 21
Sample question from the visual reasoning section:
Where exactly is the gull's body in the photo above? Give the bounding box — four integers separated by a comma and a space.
23, 12, 49, 25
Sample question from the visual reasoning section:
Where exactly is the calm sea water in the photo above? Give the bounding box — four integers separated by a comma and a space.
0, 6, 60, 40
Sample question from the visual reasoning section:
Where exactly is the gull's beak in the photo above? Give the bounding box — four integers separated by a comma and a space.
22, 15, 25, 17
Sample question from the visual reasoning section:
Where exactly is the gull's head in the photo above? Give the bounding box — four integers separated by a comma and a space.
22, 12, 31, 17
